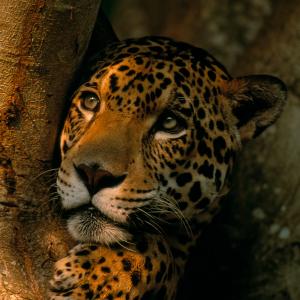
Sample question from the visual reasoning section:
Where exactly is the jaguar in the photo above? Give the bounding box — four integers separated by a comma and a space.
50, 36, 287, 299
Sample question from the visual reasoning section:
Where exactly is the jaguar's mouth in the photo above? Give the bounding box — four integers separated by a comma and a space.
65, 204, 132, 245
64, 203, 114, 222
64, 203, 172, 244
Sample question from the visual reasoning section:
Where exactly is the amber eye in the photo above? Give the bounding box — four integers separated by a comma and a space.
80, 91, 100, 111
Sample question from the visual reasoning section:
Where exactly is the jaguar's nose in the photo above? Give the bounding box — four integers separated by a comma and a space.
74, 163, 127, 195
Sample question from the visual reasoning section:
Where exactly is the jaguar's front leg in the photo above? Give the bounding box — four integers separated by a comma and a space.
50, 235, 180, 300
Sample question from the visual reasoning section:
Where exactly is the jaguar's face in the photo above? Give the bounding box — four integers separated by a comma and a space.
57, 37, 286, 245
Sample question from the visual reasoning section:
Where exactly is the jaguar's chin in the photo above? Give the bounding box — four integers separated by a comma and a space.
66, 205, 132, 245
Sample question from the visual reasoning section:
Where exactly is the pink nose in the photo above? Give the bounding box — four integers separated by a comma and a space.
74, 164, 126, 195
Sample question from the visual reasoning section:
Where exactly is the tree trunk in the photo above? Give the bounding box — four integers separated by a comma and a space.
0, 1, 107, 298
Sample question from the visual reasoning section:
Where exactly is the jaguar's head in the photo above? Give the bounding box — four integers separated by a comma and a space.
57, 37, 287, 245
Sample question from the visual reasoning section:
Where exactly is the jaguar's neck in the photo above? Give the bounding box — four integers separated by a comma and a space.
163, 193, 226, 271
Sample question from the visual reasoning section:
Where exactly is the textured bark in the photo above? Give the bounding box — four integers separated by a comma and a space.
0, 1, 103, 298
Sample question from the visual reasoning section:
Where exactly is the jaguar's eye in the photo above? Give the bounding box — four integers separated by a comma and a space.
161, 115, 179, 131
80, 91, 100, 111
156, 111, 187, 135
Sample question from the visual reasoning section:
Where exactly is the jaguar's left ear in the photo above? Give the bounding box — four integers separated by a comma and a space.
222, 74, 287, 142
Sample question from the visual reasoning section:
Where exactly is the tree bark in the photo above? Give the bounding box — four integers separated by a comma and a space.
0, 1, 105, 298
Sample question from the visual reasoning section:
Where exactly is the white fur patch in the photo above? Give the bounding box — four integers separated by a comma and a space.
67, 212, 131, 245
154, 129, 187, 140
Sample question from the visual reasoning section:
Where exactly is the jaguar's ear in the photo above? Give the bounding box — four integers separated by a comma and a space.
222, 74, 287, 142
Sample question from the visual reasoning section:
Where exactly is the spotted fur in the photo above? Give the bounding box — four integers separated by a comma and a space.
50, 37, 287, 299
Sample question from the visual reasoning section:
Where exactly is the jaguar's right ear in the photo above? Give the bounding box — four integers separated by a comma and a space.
221, 74, 287, 142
